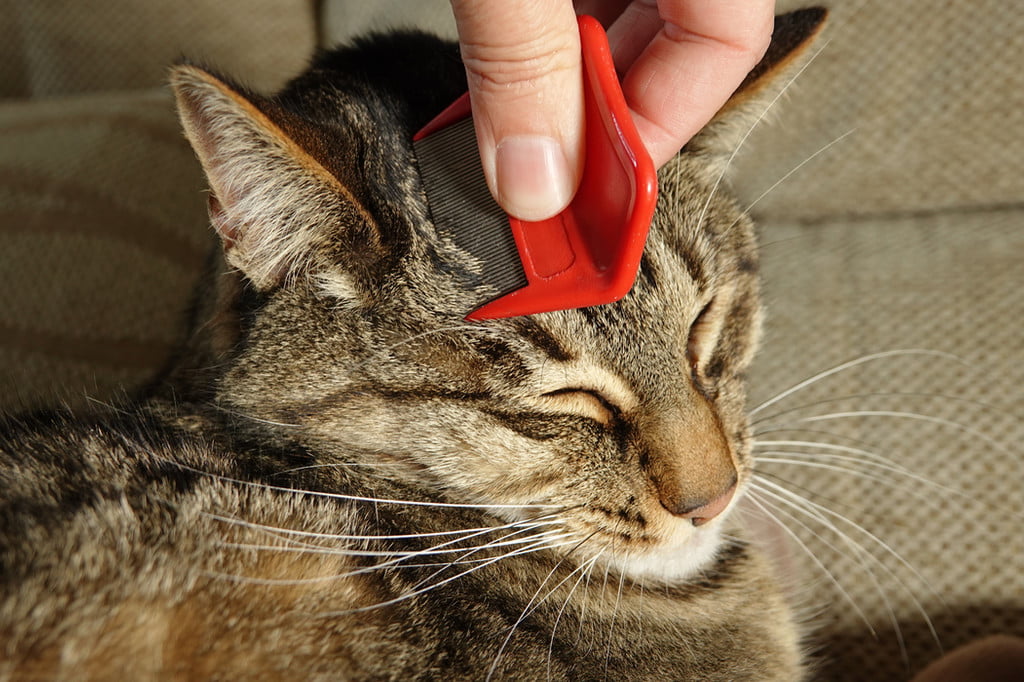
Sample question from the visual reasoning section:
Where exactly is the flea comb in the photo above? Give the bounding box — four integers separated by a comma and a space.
413, 14, 657, 320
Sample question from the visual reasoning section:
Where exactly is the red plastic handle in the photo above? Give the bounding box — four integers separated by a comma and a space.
418, 15, 657, 320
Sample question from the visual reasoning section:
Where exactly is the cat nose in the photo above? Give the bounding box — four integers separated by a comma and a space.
664, 479, 737, 527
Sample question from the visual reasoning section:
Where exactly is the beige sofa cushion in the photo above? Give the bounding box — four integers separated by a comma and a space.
0, 0, 317, 98
751, 210, 1024, 680
738, 0, 1024, 221
0, 90, 209, 411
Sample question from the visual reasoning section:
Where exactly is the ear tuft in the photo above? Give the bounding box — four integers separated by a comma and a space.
170, 63, 377, 290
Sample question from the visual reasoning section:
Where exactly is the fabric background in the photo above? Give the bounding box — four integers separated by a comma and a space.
0, 0, 317, 97
0, 1, 1020, 680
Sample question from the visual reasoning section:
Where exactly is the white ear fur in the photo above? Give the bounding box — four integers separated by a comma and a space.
171, 65, 371, 290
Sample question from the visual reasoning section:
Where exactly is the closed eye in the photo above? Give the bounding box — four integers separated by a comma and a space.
540, 388, 619, 426
687, 297, 717, 379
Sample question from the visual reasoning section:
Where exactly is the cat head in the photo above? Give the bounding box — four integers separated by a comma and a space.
170, 9, 826, 583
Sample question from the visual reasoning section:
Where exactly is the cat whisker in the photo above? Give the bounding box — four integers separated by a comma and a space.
407, 526, 576, 592
693, 38, 831, 234
754, 461, 956, 533
731, 128, 857, 228
207, 530, 576, 590
547, 552, 603, 682
603, 567, 628, 679
744, 490, 874, 634
748, 349, 965, 416
752, 478, 943, 657
753, 438, 910, 485
208, 510, 567, 571
203, 509, 562, 544
757, 437, 1023, 520
163, 457, 564, 510
203, 507, 569, 585
216, 528, 572, 562
754, 478, 940, 599
755, 451, 956, 497
749, 491, 919, 668
754, 438, 897, 466
752, 426, 888, 454
751, 389, 1015, 430
487, 533, 598, 682
317, 536, 581, 617
794, 410, 1019, 461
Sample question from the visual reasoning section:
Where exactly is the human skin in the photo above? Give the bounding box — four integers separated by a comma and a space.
449, 0, 775, 220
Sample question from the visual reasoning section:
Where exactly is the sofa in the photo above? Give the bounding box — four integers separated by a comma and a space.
1, 1, 1020, 679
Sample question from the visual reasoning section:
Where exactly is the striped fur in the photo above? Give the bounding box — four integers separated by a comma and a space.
0, 10, 826, 680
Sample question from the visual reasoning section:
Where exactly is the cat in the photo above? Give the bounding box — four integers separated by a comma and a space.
0, 8, 826, 681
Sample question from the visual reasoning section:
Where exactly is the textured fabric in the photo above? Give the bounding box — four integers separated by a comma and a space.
0, 0, 317, 98
748, 211, 1024, 680
321, 0, 456, 46
0, 90, 210, 411
738, 0, 1024, 221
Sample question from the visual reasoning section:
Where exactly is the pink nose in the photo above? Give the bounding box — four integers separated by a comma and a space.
674, 482, 736, 527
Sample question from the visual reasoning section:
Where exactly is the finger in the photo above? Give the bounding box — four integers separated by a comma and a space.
604, 1, 663, 73
450, 0, 583, 221
615, 0, 775, 167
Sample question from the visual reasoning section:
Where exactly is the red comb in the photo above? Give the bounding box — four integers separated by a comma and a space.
414, 15, 657, 320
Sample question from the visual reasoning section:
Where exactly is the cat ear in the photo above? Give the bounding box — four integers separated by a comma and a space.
686, 7, 828, 159
170, 64, 381, 290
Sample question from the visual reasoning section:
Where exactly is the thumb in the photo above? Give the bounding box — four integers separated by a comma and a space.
450, 0, 583, 221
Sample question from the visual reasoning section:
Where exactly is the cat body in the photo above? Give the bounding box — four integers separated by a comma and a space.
0, 406, 794, 680
0, 9, 825, 680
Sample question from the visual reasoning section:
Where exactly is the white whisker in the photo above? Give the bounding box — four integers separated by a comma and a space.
755, 452, 958, 497
218, 529, 571, 561
486, 533, 597, 682
757, 390, 1013, 426
751, 484, 909, 658
749, 350, 964, 416
754, 438, 897, 466
694, 39, 831, 234
202, 510, 561, 544
319, 537, 579, 617
745, 489, 873, 634
547, 553, 602, 681
796, 410, 1018, 459
753, 478, 943, 653
603, 567, 627, 679
166, 458, 563, 510
736, 128, 856, 222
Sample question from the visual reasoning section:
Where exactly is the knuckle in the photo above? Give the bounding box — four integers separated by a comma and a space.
461, 37, 577, 94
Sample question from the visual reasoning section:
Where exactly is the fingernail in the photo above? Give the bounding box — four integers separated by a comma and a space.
494, 135, 574, 221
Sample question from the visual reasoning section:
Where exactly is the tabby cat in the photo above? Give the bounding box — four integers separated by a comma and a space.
0, 8, 826, 680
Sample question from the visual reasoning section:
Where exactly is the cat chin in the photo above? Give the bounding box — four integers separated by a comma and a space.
598, 523, 727, 585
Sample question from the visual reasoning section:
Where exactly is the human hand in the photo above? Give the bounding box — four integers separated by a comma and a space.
449, 0, 775, 221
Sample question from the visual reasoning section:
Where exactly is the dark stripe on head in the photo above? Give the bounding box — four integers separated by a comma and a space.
511, 318, 574, 363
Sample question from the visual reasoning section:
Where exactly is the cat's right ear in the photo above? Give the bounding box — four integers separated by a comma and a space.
170, 64, 382, 291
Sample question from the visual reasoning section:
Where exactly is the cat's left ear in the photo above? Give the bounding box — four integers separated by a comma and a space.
171, 64, 382, 291
686, 7, 828, 160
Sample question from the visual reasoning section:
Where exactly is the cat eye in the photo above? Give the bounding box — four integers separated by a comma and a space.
687, 298, 717, 377
540, 388, 619, 426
